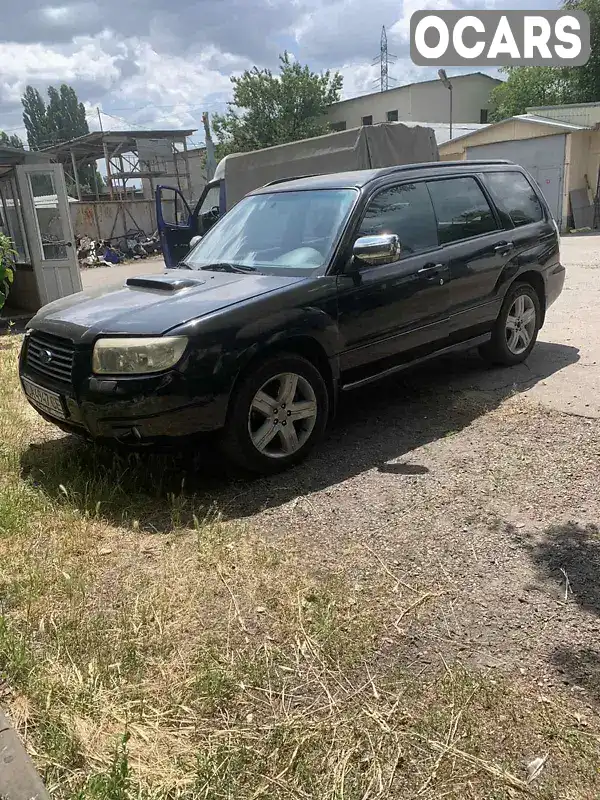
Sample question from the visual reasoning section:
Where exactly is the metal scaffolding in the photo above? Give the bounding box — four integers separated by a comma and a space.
40, 128, 197, 203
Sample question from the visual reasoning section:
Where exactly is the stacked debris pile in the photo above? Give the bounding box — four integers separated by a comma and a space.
77, 231, 162, 268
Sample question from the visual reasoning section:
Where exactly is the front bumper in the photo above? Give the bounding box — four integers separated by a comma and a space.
19, 348, 230, 448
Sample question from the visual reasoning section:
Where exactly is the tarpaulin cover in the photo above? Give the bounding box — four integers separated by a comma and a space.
222, 123, 439, 208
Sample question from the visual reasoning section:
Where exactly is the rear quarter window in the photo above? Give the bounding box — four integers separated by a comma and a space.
484, 171, 545, 227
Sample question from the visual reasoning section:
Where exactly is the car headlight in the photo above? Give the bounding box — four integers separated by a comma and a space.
92, 336, 188, 375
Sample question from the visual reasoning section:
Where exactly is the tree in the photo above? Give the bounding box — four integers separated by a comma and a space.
22, 86, 52, 150
0, 131, 24, 149
564, 0, 600, 101
489, 67, 575, 120
46, 84, 88, 146
21, 82, 99, 193
212, 52, 343, 156
489, 0, 600, 121
22, 83, 89, 150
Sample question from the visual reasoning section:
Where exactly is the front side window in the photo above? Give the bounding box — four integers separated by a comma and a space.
357, 182, 438, 259
427, 176, 498, 245
484, 171, 544, 227
185, 188, 357, 272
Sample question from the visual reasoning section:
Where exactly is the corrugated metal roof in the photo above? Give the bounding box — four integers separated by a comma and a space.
394, 120, 490, 144
514, 113, 588, 130
440, 113, 590, 148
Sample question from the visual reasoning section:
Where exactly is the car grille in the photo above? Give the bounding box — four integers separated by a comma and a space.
25, 331, 75, 385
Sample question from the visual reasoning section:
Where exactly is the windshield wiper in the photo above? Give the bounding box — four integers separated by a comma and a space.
199, 262, 257, 274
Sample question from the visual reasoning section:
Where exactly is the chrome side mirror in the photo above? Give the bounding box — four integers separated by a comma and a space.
189, 235, 202, 249
352, 233, 400, 266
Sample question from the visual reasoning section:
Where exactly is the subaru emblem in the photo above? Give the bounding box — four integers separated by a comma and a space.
40, 349, 53, 364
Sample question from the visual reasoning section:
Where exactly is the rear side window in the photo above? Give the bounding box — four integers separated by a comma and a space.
427, 176, 498, 245
358, 182, 438, 258
484, 171, 544, 227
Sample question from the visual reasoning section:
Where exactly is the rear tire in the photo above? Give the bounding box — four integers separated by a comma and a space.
479, 282, 541, 366
219, 353, 329, 475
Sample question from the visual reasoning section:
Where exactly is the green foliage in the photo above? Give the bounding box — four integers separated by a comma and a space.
0, 232, 16, 312
0, 131, 24, 149
564, 0, 600, 101
490, 0, 600, 120
22, 83, 89, 151
46, 84, 88, 146
212, 51, 343, 157
490, 66, 574, 121
22, 86, 52, 151
21, 83, 98, 193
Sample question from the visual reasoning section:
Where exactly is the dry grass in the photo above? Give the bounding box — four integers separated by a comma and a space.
1, 335, 599, 799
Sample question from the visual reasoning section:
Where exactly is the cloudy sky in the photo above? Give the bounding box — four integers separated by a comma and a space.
0, 0, 561, 147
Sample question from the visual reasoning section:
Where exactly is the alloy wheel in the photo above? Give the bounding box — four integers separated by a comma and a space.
505, 293, 536, 355
247, 372, 318, 458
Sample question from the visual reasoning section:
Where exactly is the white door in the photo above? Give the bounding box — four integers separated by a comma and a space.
16, 162, 82, 306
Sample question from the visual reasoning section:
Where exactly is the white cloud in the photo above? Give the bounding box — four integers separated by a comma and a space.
0, 0, 522, 144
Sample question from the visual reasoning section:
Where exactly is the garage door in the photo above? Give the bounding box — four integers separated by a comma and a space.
466, 134, 566, 228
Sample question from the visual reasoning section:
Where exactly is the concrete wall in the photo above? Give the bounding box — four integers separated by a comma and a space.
567, 130, 600, 194
326, 74, 499, 129
71, 199, 165, 241
140, 149, 207, 204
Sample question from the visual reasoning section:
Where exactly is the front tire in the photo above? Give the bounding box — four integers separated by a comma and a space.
220, 353, 329, 475
479, 282, 541, 366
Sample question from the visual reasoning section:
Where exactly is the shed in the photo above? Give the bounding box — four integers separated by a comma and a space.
0, 146, 81, 315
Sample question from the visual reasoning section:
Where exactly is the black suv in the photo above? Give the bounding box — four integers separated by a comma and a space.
19, 160, 565, 474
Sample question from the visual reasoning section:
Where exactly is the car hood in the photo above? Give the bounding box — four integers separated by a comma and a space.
28, 269, 304, 340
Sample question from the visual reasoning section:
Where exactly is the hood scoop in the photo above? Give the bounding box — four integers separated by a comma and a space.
125, 274, 205, 292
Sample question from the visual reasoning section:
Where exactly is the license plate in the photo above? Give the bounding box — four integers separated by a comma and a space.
22, 378, 66, 420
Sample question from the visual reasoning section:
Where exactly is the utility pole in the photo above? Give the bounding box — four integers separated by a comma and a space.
202, 111, 217, 181
97, 107, 103, 133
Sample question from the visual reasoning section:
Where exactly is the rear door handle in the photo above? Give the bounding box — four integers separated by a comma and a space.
494, 241, 514, 253
418, 263, 444, 274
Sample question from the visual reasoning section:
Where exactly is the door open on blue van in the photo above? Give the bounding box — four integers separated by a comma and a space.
156, 180, 225, 268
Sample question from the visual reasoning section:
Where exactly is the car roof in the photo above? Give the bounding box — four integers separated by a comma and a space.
249, 159, 520, 195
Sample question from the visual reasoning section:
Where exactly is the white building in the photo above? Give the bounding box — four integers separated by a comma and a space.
325, 72, 501, 131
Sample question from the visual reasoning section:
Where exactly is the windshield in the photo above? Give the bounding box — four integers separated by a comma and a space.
198, 184, 220, 215
185, 188, 357, 272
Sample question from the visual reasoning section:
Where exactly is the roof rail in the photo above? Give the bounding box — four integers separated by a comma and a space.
386, 159, 515, 171
261, 174, 321, 188
254, 159, 516, 192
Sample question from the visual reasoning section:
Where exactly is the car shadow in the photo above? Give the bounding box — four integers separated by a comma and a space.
518, 521, 600, 702
20, 341, 579, 531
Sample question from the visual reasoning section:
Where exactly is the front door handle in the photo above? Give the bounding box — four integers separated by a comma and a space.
494, 241, 514, 253
418, 263, 444, 274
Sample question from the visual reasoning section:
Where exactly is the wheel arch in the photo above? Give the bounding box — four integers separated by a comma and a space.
227, 335, 338, 421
